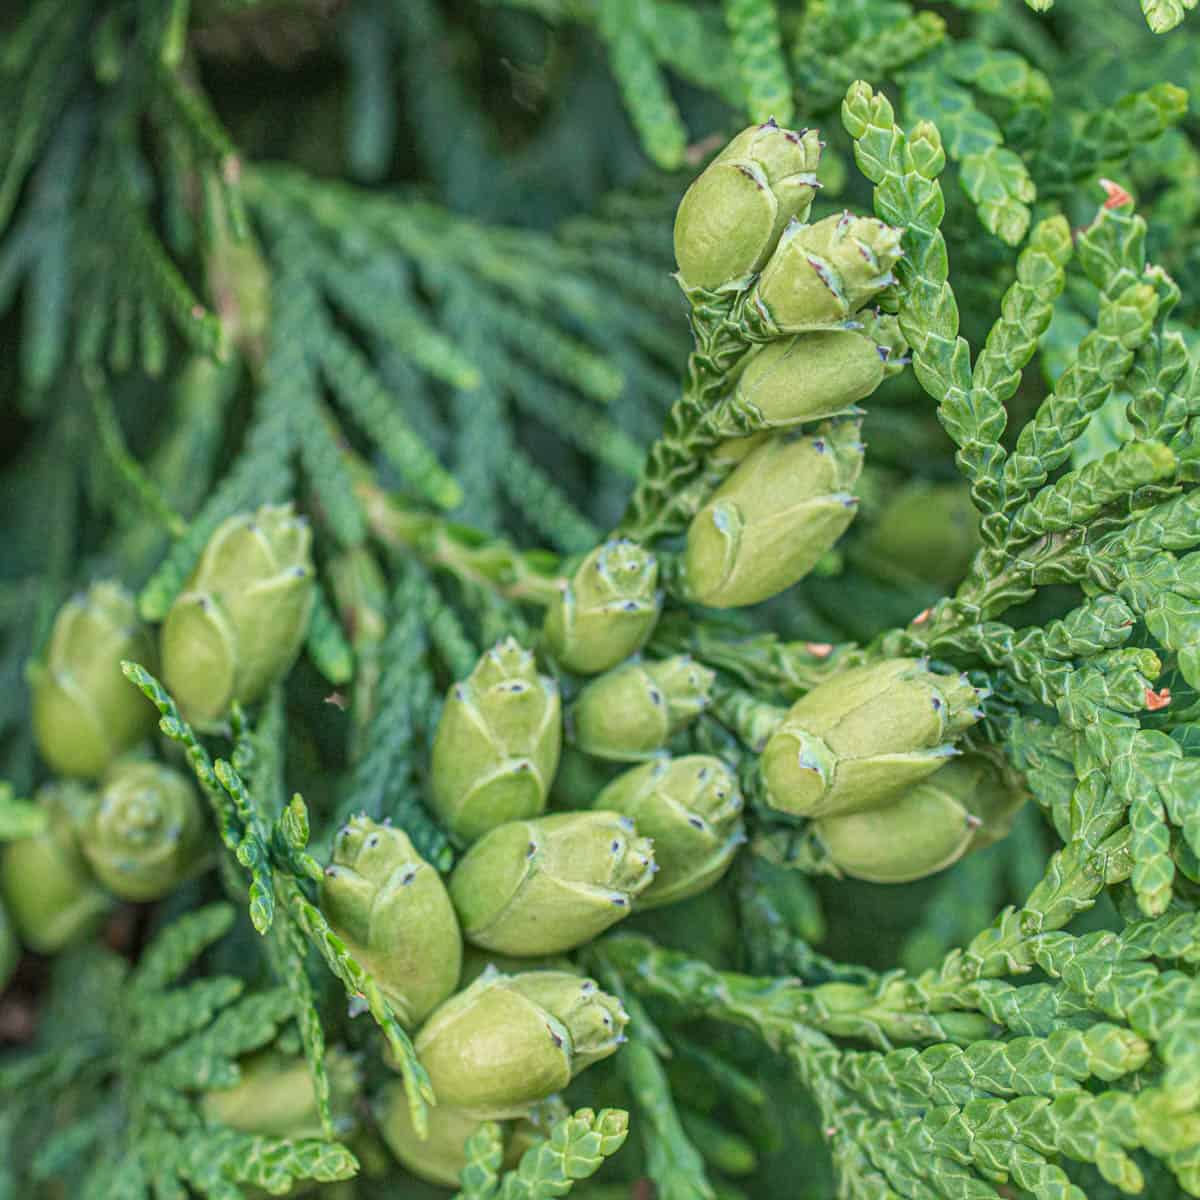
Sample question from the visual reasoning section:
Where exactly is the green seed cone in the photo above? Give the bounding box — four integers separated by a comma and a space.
684, 422, 864, 608
752, 211, 904, 330
319, 816, 462, 1028
814, 753, 1029, 882
449, 811, 656, 955
82, 761, 208, 902
29, 582, 157, 779
0, 783, 112, 953
160, 503, 315, 725
760, 659, 985, 819
430, 638, 562, 843
674, 121, 822, 291
0, 895, 18, 991
571, 656, 715, 762
415, 969, 627, 1118
594, 755, 746, 908
856, 481, 982, 588
202, 1048, 361, 1139
729, 314, 905, 430
377, 1088, 566, 1188
542, 540, 661, 675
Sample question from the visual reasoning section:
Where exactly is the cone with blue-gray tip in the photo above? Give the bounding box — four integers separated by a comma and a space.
673, 121, 822, 291
449, 811, 656, 955
414, 969, 628, 1118
430, 638, 562, 843
594, 755, 745, 908
571, 656, 715, 761
814, 753, 1026, 883
761, 659, 984, 819
542, 539, 661, 675
160, 503, 315, 724
684, 421, 864, 608
752, 211, 904, 329
319, 815, 462, 1028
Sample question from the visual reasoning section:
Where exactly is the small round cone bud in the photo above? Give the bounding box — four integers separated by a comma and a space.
856, 481, 981, 588
0, 783, 111, 954
415, 969, 628, 1118
684, 423, 864, 608
814, 754, 1028, 882
753, 212, 904, 330
161, 504, 315, 724
319, 816, 462, 1028
29, 582, 157, 779
674, 122, 822, 291
430, 639, 562, 843
571, 656, 715, 762
594, 755, 745, 908
543, 540, 661, 675
203, 1048, 361, 1138
81, 762, 208, 902
730, 315, 904, 430
760, 659, 984, 819
449, 811, 656, 954
1, 897, 18, 992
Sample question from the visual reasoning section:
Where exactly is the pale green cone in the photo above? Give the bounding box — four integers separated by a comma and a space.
752, 211, 905, 330
571, 656, 715, 762
594, 755, 745, 908
856, 481, 982, 588
82, 761, 208, 902
760, 659, 985, 819
202, 1048, 361, 1138
814, 753, 1029, 882
684, 422, 864, 608
542, 540, 661, 675
161, 503, 315, 724
319, 816, 462, 1028
415, 969, 628, 1118
377, 1087, 567, 1188
449, 811, 656, 954
0, 896, 18, 991
728, 313, 905, 431
674, 121, 822, 291
29, 582, 156, 779
430, 638, 562, 843
0, 783, 112, 953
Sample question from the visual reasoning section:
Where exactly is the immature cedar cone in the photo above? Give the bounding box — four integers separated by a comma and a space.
684, 422, 864, 608
161, 504, 315, 724
377, 1091, 569, 1188
414, 969, 627, 1118
430, 638, 562, 843
571, 656, 714, 761
80, 762, 207, 902
727, 313, 904, 430
752, 211, 904, 329
0, 783, 111, 953
814, 753, 1029, 883
760, 659, 984, 819
202, 1048, 361, 1139
449, 812, 656, 955
542, 540, 660, 675
319, 816, 462, 1028
673, 121, 822, 290
594, 755, 745, 908
30, 582, 156, 779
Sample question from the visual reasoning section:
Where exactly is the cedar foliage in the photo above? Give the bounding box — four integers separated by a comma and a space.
4, 1, 1200, 1198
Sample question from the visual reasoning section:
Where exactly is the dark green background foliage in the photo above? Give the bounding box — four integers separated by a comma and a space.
5, 1, 1200, 1198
